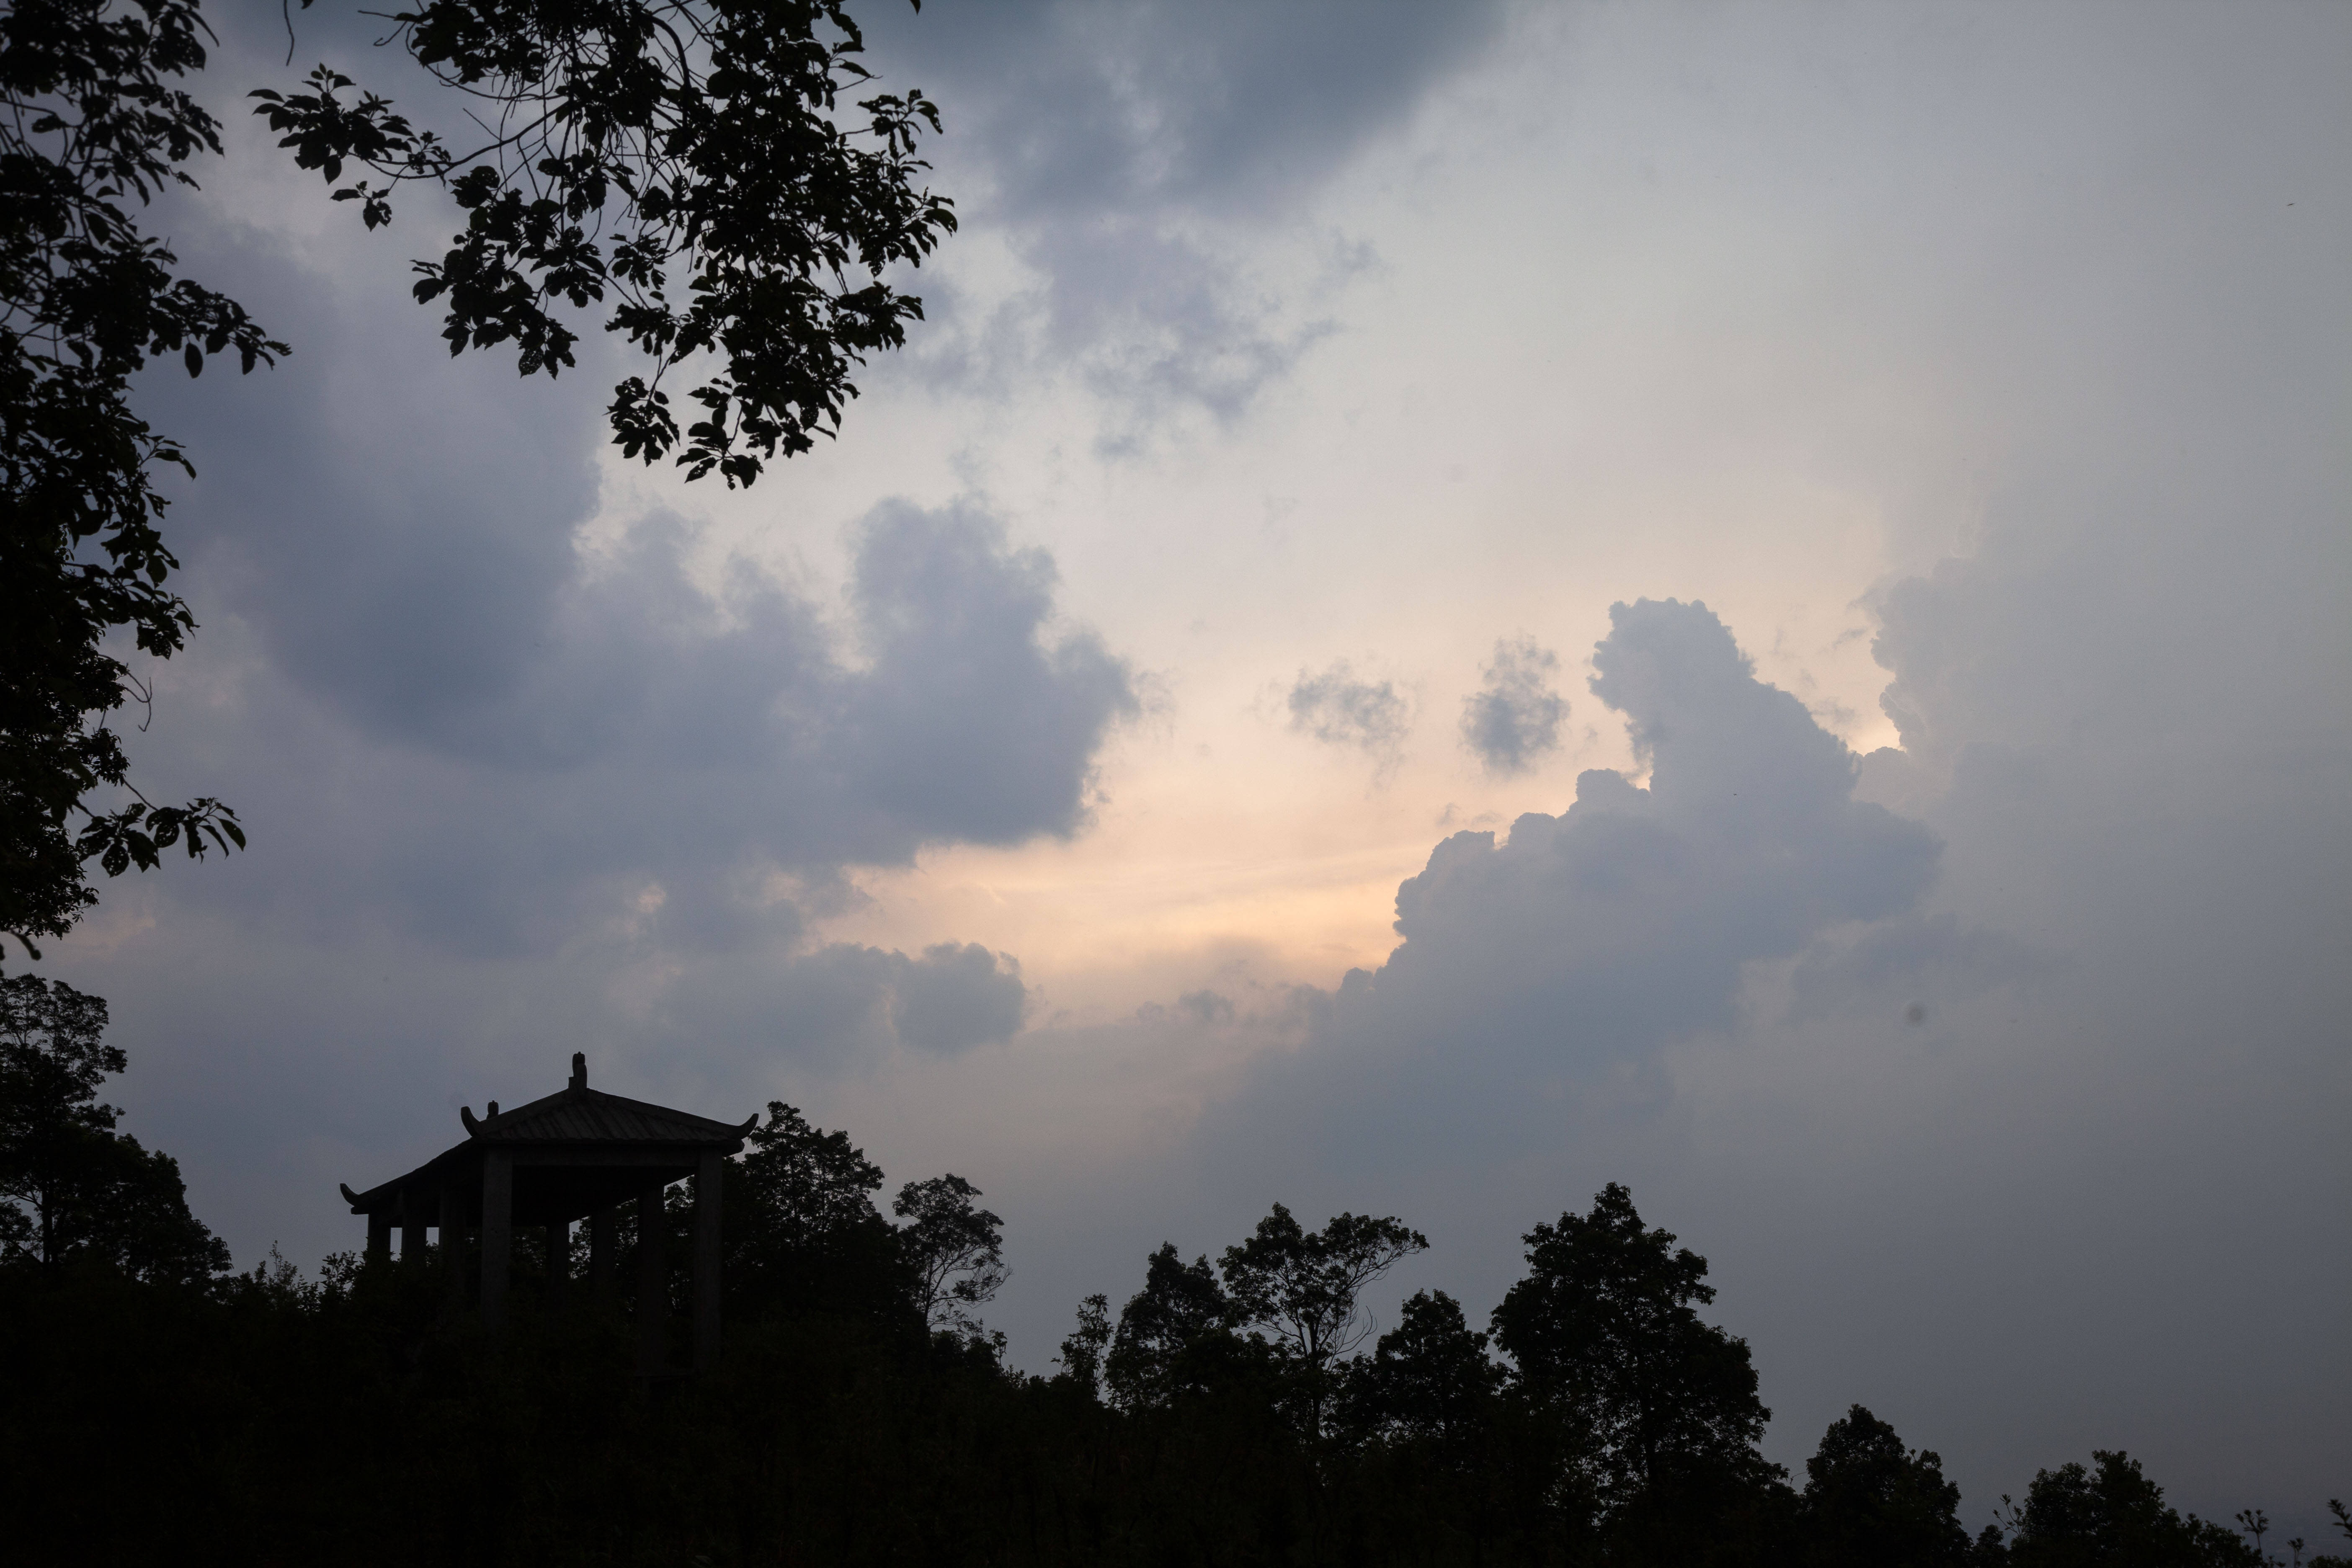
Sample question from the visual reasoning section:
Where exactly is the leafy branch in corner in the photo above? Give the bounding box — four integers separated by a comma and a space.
252, 0, 957, 488
3, 0, 276, 957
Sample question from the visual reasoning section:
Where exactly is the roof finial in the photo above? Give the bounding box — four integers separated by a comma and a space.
570, 1051, 587, 1089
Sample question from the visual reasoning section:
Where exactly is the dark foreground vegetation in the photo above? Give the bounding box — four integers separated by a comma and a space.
5, 975, 2346, 1567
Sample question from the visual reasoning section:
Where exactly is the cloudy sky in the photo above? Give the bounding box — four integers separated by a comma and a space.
24, 0, 2347, 1533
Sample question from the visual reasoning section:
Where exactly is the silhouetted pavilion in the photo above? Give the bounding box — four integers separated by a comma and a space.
340, 1054, 751, 1372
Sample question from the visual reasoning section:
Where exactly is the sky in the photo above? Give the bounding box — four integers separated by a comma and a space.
19, 0, 2349, 1534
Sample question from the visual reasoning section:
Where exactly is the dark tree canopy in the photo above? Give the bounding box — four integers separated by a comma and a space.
1, 0, 265, 957
1344, 1287, 1504, 1446
255, 0, 957, 487
1491, 1183, 1773, 1505
712, 1098, 908, 1324
1096, 1204, 1429, 1437
691, 1099, 1011, 1350
0, 972, 227, 1281
0, 1113, 2329, 1565
1052, 1289, 1111, 1397
1105, 1241, 1232, 1411
1801, 1404, 1972, 1568
2001, 1450, 2262, 1568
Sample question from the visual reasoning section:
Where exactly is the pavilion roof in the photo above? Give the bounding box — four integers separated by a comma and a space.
467, 1081, 752, 1146
342, 1055, 753, 1216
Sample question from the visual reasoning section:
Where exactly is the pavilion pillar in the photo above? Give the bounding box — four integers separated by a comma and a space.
440, 1185, 468, 1307
635, 1180, 668, 1375
481, 1150, 513, 1331
547, 1219, 570, 1304
588, 1206, 615, 1298
400, 1200, 425, 1264
693, 1150, 723, 1372
366, 1210, 392, 1262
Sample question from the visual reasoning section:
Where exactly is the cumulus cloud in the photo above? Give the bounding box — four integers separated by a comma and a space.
1287, 660, 1414, 763
1332, 601, 1936, 1075
1191, 600, 1946, 1197
1460, 634, 1568, 776
1191, 509, 2347, 1533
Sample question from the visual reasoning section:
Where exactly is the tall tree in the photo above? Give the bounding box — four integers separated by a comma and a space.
892, 1171, 1006, 1336
1491, 1183, 1773, 1506
256, 0, 956, 488
1220, 1202, 1429, 1370
1801, 1405, 1972, 1568
0, 971, 227, 1281
2, 0, 268, 957
1105, 1242, 1233, 1410
1051, 1290, 1112, 1398
1219, 1201, 1427, 1435
1344, 1287, 1503, 1446
717, 1098, 908, 1323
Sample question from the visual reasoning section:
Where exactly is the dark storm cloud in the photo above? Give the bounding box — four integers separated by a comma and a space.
1171, 494, 2347, 1535
1176, 988, 1236, 1028
658, 940, 1027, 1066
843, 502, 1140, 845
1286, 660, 1413, 761
112, 215, 1135, 958
864, 0, 1506, 222
1772, 487, 2351, 1530
1460, 634, 1568, 776
853, 0, 1508, 430
891, 942, 1029, 1054
133, 247, 600, 749
131, 495, 1133, 958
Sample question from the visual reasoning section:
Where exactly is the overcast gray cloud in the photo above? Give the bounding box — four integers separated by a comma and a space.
1460, 634, 1568, 776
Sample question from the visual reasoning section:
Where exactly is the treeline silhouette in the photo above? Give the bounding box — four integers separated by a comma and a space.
3, 974, 2344, 1567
